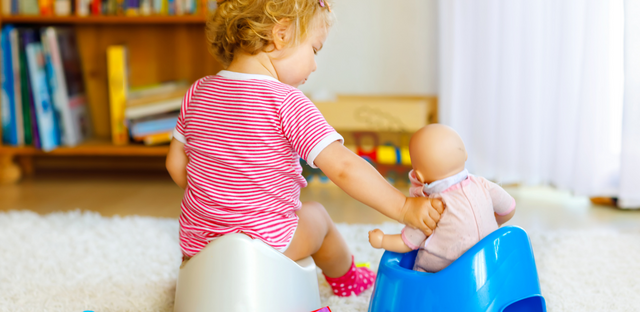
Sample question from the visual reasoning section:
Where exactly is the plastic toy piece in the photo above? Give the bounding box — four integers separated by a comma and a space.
400, 147, 411, 166
312, 307, 332, 312
368, 226, 546, 312
377, 144, 411, 166
174, 233, 322, 312
356, 262, 371, 268
353, 131, 379, 162
377, 145, 398, 165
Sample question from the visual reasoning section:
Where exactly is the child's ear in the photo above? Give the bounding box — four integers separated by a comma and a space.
272, 19, 292, 50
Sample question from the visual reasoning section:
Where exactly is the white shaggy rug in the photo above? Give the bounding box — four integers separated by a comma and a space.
1, 210, 639, 312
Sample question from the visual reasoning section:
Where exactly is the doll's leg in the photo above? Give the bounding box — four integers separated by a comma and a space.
283, 201, 351, 277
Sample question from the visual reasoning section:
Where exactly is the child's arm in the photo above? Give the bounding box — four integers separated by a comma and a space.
315, 141, 444, 235
166, 138, 189, 189
368, 229, 413, 253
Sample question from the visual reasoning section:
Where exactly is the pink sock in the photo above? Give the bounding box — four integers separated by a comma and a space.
323, 256, 376, 297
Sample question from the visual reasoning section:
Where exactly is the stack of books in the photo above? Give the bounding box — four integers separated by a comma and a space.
1, 0, 217, 17
126, 81, 186, 146
107, 45, 185, 146
1, 25, 91, 151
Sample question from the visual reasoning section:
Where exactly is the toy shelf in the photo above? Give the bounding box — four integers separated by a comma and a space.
0, 15, 207, 24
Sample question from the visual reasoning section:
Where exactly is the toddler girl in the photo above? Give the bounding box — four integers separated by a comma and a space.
165, 0, 444, 297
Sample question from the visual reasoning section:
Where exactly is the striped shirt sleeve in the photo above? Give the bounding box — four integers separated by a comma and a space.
173, 78, 204, 144
279, 90, 343, 168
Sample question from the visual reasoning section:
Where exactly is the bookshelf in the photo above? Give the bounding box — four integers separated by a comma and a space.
0, 15, 223, 183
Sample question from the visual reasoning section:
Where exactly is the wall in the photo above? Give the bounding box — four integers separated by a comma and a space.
299, 0, 438, 97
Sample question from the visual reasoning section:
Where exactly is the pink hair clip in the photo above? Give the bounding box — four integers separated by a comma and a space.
318, 0, 332, 12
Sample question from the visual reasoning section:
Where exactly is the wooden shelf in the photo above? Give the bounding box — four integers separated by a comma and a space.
0, 15, 207, 24
0, 138, 169, 156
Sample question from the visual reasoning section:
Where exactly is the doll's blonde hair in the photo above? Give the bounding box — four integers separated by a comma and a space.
206, 0, 334, 67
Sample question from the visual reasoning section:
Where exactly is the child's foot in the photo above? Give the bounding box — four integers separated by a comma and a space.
323, 256, 376, 297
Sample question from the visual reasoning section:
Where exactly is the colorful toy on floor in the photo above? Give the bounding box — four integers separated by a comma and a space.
352, 131, 411, 166
368, 226, 546, 312
353, 131, 379, 163
174, 233, 322, 312
312, 307, 332, 312
377, 144, 411, 165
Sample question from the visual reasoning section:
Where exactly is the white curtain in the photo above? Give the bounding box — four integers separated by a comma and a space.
438, 0, 637, 203
618, 0, 640, 208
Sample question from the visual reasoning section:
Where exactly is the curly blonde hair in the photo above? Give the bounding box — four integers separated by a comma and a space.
206, 0, 334, 67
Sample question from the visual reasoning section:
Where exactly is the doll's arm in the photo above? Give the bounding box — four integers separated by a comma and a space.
368, 229, 413, 253
495, 209, 515, 226
315, 142, 444, 236
480, 177, 516, 226
166, 138, 189, 190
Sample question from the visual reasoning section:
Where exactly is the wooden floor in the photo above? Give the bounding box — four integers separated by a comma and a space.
1, 170, 639, 231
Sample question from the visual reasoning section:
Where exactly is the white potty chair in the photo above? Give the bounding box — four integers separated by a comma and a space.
174, 233, 322, 312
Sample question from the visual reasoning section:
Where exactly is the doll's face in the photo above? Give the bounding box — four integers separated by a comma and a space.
409, 125, 468, 184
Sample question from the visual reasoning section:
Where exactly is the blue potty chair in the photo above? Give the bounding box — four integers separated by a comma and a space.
368, 226, 546, 312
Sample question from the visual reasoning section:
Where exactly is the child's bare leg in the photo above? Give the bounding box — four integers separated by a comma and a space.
283, 201, 351, 277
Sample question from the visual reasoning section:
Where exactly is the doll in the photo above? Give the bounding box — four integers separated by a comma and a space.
368, 124, 516, 272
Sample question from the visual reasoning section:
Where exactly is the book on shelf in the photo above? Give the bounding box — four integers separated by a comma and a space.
141, 131, 172, 146
90, 0, 101, 15
125, 96, 182, 119
2, 0, 10, 15
107, 45, 129, 145
129, 112, 178, 138
125, 81, 187, 119
18, 28, 35, 145
53, 0, 71, 16
1, 25, 90, 151
20, 0, 40, 15
1, 25, 20, 146
38, 0, 54, 15
26, 42, 60, 151
128, 80, 187, 100
76, 0, 89, 16
41, 27, 91, 147
10, 27, 25, 146
20, 28, 42, 148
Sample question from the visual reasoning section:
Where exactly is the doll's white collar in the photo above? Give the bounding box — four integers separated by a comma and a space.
422, 169, 469, 195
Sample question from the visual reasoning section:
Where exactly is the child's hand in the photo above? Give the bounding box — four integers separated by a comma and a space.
368, 229, 385, 249
401, 197, 445, 236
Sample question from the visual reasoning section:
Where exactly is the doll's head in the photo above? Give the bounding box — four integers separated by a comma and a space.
409, 124, 468, 184
207, 0, 334, 86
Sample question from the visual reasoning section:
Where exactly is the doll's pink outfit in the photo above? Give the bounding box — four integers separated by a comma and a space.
401, 169, 516, 273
